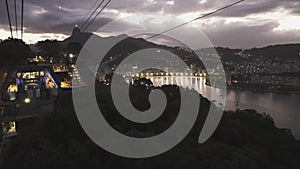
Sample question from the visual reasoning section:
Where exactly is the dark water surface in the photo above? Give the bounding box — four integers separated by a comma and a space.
148, 76, 300, 139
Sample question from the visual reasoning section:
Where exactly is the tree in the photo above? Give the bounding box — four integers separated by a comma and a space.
0, 38, 32, 68
36, 40, 63, 63
65, 42, 82, 55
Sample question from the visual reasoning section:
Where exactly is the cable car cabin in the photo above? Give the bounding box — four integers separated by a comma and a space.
2, 66, 59, 117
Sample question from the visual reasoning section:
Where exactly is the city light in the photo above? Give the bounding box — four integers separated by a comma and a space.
24, 98, 31, 104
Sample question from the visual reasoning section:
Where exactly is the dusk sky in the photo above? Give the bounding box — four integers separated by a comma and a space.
0, 0, 300, 48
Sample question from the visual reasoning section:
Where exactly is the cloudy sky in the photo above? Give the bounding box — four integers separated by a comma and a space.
0, 0, 299, 48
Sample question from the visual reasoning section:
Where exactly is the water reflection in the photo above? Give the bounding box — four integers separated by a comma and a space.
141, 76, 300, 139
225, 89, 300, 139
144, 76, 226, 108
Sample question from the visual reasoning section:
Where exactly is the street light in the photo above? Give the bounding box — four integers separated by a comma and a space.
24, 98, 31, 104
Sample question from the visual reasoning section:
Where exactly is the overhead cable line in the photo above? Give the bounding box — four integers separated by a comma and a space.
79, 0, 105, 30
146, 0, 245, 40
4, 0, 13, 38
82, 0, 112, 32
78, 0, 101, 28
21, 0, 24, 40
14, 0, 18, 38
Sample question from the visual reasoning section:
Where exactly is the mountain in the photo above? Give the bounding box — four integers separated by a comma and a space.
33, 28, 300, 66
244, 44, 300, 60
63, 27, 93, 46
196, 44, 300, 63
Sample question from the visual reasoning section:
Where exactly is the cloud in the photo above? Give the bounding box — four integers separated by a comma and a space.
199, 19, 300, 48
214, 0, 300, 17
0, 0, 299, 48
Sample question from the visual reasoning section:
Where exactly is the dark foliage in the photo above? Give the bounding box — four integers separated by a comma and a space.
36, 40, 63, 62
0, 39, 32, 67
1, 83, 299, 169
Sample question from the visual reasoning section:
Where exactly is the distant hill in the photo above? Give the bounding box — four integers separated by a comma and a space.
61, 30, 206, 69
244, 44, 300, 60
32, 28, 300, 65
196, 44, 300, 63
101, 36, 206, 69
196, 47, 245, 63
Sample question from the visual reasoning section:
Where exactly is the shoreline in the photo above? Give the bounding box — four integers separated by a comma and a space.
206, 82, 300, 95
